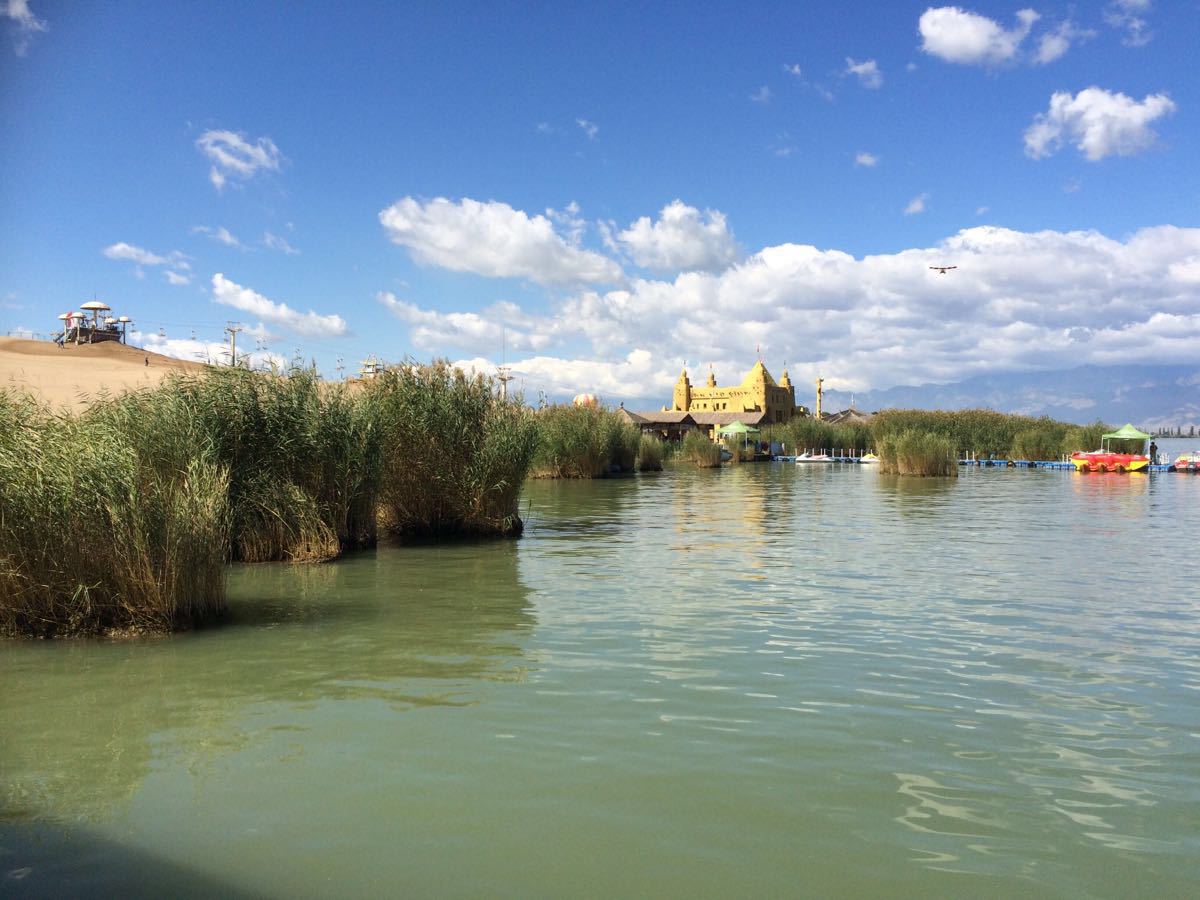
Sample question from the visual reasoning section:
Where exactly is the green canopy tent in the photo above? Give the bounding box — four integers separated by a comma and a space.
1101, 424, 1152, 452
715, 421, 761, 451
715, 421, 759, 437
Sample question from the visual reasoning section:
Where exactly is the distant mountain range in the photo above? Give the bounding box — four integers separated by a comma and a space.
820, 365, 1200, 431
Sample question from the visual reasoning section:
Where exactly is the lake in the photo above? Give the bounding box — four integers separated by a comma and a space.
3, 450, 1199, 898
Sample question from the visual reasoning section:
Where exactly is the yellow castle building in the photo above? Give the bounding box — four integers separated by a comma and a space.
667, 361, 805, 425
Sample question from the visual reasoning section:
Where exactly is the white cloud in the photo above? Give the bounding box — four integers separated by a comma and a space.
615, 200, 740, 274
750, 85, 772, 104
1034, 21, 1095, 65
975, 206, 989, 216
1024, 87, 1175, 160
211, 273, 347, 337
262, 231, 299, 255
904, 193, 929, 215
919, 6, 1039, 65
130, 330, 286, 370
195, 129, 283, 191
453, 348, 674, 403
103, 242, 171, 267
783, 63, 802, 77
368, 224, 1200, 403
576, 118, 598, 140
1105, 0, 1152, 47
378, 292, 553, 355
102, 242, 191, 283
191, 225, 247, 250
855, 152, 879, 167
4, 0, 47, 56
378, 196, 623, 286
845, 57, 882, 89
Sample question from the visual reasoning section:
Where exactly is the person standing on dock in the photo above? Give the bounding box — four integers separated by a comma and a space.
1149, 440, 1158, 464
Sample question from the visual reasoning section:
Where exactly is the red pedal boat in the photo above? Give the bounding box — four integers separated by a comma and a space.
1070, 424, 1151, 473
1070, 451, 1149, 473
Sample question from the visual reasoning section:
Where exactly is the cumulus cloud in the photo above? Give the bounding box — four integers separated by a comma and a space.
919, 6, 1039, 65
379, 196, 623, 286
855, 152, 879, 167
131, 330, 286, 370
845, 57, 882, 88
102, 242, 191, 284
1024, 87, 1175, 160
904, 193, 929, 215
453, 348, 676, 403
195, 129, 283, 191
211, 273, 347, 337
4, 0, 47, 56
449, 224, 1200, 401
614, 200, 740, 274
378, 293, 553, 356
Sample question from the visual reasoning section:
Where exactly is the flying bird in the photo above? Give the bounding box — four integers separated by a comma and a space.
929, 265, 957, 274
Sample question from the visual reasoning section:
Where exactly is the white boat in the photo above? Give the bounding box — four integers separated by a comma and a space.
795, 452, 834, 464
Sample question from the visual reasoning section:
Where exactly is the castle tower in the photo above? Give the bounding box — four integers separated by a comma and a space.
780, 368, 796, 409
672, 368, 692, 411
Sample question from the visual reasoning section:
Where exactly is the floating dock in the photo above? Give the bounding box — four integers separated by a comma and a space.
771, 456, 1183, 472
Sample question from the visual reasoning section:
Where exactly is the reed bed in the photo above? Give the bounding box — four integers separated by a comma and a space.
764, 419, 873, 458
877, 429, 958, 476
530, 404, 640, 478
637, 434, 664, 472
0, 391, 230, 637
368, 362, 539, 537
93, 366, 380, 563
681, 430, 723, 468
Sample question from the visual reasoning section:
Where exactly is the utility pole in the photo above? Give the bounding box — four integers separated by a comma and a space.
224, 321, 243, 367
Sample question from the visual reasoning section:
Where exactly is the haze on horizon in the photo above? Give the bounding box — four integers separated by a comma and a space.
2, 1, 1197, 409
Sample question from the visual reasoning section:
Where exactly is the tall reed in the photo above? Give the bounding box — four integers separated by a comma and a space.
682, 430, 723, 468
877, 429, 958, 476
531, 404, 640, 478
368, 362, 538, 536
94, 366, 380, 562
0, 391, 230, 637
637, 434, 664, 471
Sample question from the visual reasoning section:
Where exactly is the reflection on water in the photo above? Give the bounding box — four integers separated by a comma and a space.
1, 541, 532, 825
2, 464, 1198, 897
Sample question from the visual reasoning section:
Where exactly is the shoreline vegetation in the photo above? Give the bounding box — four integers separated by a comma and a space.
1, 361, 1132, 637
0, 363, 538, 638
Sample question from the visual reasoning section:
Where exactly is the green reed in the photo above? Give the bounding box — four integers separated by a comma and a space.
681, 430, 723, 468
0, 391, 230, 637
530, 404, 640, 478
637, 434, 664, 472
367, 362, 539, 536
877, 429, 958, 476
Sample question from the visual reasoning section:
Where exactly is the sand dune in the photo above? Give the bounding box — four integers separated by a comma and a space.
0, 337, 205, 411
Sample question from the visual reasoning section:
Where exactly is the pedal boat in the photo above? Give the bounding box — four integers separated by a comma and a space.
1069, 451, 1149, 473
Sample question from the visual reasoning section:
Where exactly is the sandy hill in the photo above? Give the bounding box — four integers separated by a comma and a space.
0, 337, 206, 411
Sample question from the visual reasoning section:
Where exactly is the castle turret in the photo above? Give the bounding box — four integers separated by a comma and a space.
672, 368, 692, 411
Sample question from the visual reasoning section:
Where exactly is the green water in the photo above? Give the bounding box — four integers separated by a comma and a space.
3, 463, 1199, 898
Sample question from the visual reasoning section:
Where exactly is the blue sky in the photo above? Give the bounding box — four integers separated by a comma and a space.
2, 1, 1197, 405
